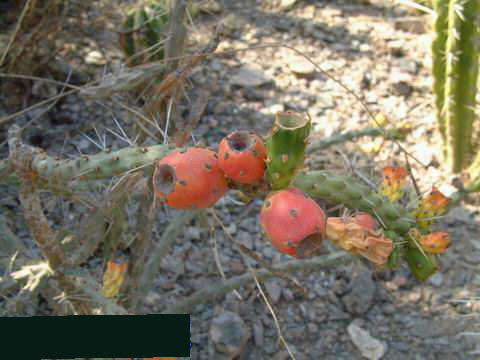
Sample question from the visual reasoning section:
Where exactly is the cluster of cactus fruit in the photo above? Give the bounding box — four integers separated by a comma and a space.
152, 111, 453, 281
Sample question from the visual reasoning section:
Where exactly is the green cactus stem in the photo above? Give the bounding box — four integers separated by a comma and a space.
266, 111, 312, 190
293, 170, 415, 234
444, 0, 479, 172
432, 0, 449, 141
0, 141, 180, 191
32, 145, 178, 184
404, 246, 438, 281
119, 12, 137, 64
120, 1, 170, 67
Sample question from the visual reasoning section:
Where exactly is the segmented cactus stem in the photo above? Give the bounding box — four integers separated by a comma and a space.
293, 170, 415, 234
31, 145, 178, 185
266, 112, 312, 190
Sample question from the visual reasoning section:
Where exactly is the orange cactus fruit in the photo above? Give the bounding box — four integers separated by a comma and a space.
218, 131, 267, 184
380, 165, 409, 202
419, 232, 452, 254
102, 261, 128, 298
260, 188, 326, 257
153, 147, 228, 209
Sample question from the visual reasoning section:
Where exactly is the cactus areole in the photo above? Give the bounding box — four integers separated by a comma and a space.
218, 131, 267, 184
260, 188, 326, 257
153, 147, 228, 209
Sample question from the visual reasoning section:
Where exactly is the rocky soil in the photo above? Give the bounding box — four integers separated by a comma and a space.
1, 0, 480, 359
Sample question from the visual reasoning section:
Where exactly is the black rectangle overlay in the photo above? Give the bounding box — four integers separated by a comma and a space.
1, 314, 190, 358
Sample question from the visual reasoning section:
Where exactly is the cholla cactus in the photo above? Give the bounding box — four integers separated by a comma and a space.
266, 112, 312, 190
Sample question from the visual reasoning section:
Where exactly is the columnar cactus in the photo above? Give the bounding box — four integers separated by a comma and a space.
432, 0, 479, 172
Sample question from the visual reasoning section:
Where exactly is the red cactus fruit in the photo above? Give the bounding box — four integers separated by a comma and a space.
352, 212, 379, 231
218, 131, 267, 184
153, 147, 228, 209
260, 188, 326, 257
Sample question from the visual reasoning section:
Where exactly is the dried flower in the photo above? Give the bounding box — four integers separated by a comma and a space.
326, 216, 393, 265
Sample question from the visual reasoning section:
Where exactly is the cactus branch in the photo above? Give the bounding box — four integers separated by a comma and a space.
0, 127, 177, 188
139, 209, 198, 306
293, 170, 415, 234
266, 112, 312, 190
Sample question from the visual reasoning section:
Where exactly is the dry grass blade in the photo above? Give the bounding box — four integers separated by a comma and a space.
0, 0, 33, 67
210, 225, 243, 301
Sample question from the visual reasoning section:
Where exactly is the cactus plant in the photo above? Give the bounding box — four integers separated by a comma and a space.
432, 0, 479, 172
218, 131, 267, 184
292, 170, 415, 234
266, 112, 312, 190
152, 147, 228, 209
260, 188, 326, 257
119, 1, 170, 67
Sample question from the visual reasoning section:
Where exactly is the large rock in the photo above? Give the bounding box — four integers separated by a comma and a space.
209, 311, 251, 359
348, 321, 387, 360
230, 64, 270, 87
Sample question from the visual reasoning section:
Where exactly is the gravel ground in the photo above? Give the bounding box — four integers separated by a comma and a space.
1, 0, 480, 359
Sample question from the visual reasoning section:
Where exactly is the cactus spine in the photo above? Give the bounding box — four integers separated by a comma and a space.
266, 112, 311, 190
433, 0, 479, 172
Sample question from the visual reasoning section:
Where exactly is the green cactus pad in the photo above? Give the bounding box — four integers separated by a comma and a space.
293, 170, 415, 234
266, 112, 312, 190
404, 246, 438, 281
